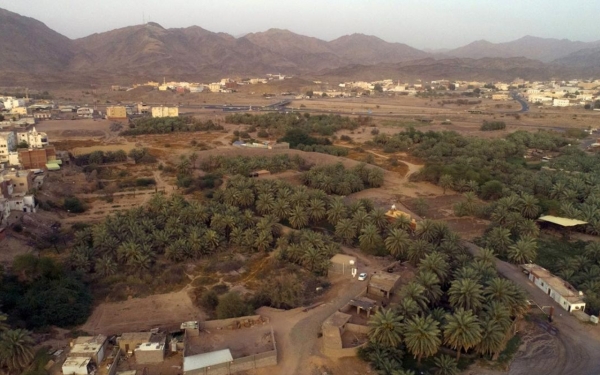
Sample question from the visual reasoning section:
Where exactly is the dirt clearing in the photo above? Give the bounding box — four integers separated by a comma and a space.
80, 290, 206, 335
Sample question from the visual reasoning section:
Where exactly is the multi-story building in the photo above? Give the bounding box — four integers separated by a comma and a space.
208, 83, 222, 92
106, 106, 127, 120
151, 106, 179, 118
0, 132, 16, 163
492, 94, 510, 101
553, 99, 571, 107
17, 127, 48, 148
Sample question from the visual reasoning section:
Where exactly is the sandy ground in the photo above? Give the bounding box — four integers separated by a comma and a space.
80, 290, 206, 336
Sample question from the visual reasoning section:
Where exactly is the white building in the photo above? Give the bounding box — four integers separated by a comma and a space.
0, 132, 16, 163
151, 106, 179, 118
553, 99, 571, 107
62, 357, 92, 375
522, 264, 586, 313
17, 127, 48, 148
527, 89, 541, 95
1, 98, 25, 111
528, 96, 552, 104
77, 107, 94, 116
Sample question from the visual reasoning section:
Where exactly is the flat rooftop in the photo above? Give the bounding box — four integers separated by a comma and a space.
522, 264, 585, 304
323, 311, 351, 328
136, 342, 165, 352
71, 343, 102, 354
63, 356, 90, 367
184, 349, 233, 371
330, 254, 357, 264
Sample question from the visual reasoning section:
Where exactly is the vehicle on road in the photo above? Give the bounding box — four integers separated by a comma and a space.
358, 272, 367, 281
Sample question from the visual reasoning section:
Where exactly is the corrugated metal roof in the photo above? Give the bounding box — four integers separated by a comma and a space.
538, 215, 588, 227
184, 349, 233, 371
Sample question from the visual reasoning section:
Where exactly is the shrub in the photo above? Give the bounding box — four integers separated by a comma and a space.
63, 197, 85, 213
481, 121, 506, 131
216, 292, 253, 319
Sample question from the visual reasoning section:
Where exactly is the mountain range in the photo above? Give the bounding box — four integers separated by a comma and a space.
1, 7, 599, 86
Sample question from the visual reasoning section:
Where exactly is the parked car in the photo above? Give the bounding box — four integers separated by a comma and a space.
358, 272, 368, 281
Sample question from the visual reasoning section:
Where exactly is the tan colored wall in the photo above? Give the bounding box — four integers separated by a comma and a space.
199, 315, 264, 330
322, 343, 367, 359
346, 323, 369, 334
135, 348, 164, 364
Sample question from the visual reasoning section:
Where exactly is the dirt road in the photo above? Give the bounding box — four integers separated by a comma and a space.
463, 241, 600, 375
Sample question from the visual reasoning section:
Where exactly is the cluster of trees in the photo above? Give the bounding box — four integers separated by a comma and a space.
0, 255, 92, 329
225, 113, 365, 137
74, 149, 127, 166
128, 148, 156, 164
122, 116, 224, 135
480, 121, 506, 131
301, 163, 384, 196
293, 144, 349, 157
360, 243, 528, 374
199, 154, 308, 176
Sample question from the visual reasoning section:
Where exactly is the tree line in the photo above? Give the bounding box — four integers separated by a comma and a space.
121, 116, 224, 135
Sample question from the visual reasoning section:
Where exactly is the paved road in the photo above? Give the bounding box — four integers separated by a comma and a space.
510, 92, 529, 113
463, 241, 600, 375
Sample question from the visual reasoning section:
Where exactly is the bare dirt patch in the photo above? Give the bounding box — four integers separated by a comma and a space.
80, 290, 206, 335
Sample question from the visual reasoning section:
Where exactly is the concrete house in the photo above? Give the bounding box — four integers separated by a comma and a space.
17, 127, 48, 148
521, 264, 586, 313
70, 335, 108, 364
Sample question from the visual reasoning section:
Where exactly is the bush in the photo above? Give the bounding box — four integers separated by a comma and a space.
216, 292, 253, 319
199, 290, 219, 311
135, 178, 156, 187
481, 121, 506, 131
63, 197, 85, 213
257, 129, 269, 138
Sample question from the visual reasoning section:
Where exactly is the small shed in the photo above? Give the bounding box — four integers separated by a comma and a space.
183, 349, 234, 374
135, 342, 165, 364
348, 297, 377, 318
368, 273, 402, 298
330, 254, 357, 275
62, 357, 92, 375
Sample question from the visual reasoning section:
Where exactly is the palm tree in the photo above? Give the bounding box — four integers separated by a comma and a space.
370, 207, 389, 233
131, 252, 152, 274
308, 198, 327, 222
395, 297, 421, 318
288, 205, 309, 229
327, 197, 348, 225
519, 193, 539, 219
416, 271, 443, 305
352, 209, 371, 233
256, 193, 275, 215
433, 355, 459, 375
475, 318, 506, 358
419, 252, 450, 284
403, 315, 441, 365
483, 301, 512, 331
476, 248, 496, 267
96, 255, 117, 276
0, 329, 34, 373
117, 241, 141, 264
368, 309, 404, 347
272, 199, 290, 221
400, 282, 429, 312
203, 229, 221, 253
335, 218, 357, 245
448, 278, 484, 312
507, 237, 537, 264
485, 227, 512, 257
439, 174, 453, 195
359, 224, 382, 253
407, 240, 434, 266
189, 152, 198, 169
0, 313, 8, 332
416, 219, 437, 243
585, 242, 600, 263
301, 246, 322, 272
384, 228, 410, 259
443, 308, 482, 360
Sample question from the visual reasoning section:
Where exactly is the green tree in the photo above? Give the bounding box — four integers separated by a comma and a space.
507, 237, 537, 264
419, 252, 450, 284
0, 329, 34, 373
335, 218, 357, 245
216, 292, 252, 319
448, 278, 484, 312
443, 308, 482, 360
359, 224, 383, 254
288, 205, 309, 229
368, 309, 404, 347
403, 315, 441, 365
475, 318, 506, 358
439, 175, 453, 195
415, 271, 443, 305
384, 228, 411, 259
433, 354, 459, 375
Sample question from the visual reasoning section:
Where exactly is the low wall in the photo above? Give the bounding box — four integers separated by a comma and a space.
322, 342, 367, 359
199, 315, 266, 330
346, 323, 369, 335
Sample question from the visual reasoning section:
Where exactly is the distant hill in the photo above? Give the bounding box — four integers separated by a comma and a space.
328, 34, 430, 65
0, 8, 76, 73
317, 57, 577, 83
446, 36, 600, 63
553, 47, 600, 69
1, 7, 599, 86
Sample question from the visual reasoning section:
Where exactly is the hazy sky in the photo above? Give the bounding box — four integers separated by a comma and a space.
1, 0, 599, 49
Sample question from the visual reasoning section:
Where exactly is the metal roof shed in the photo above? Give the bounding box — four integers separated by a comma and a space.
184, 349, 233, 373
538, 215, 588, 227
